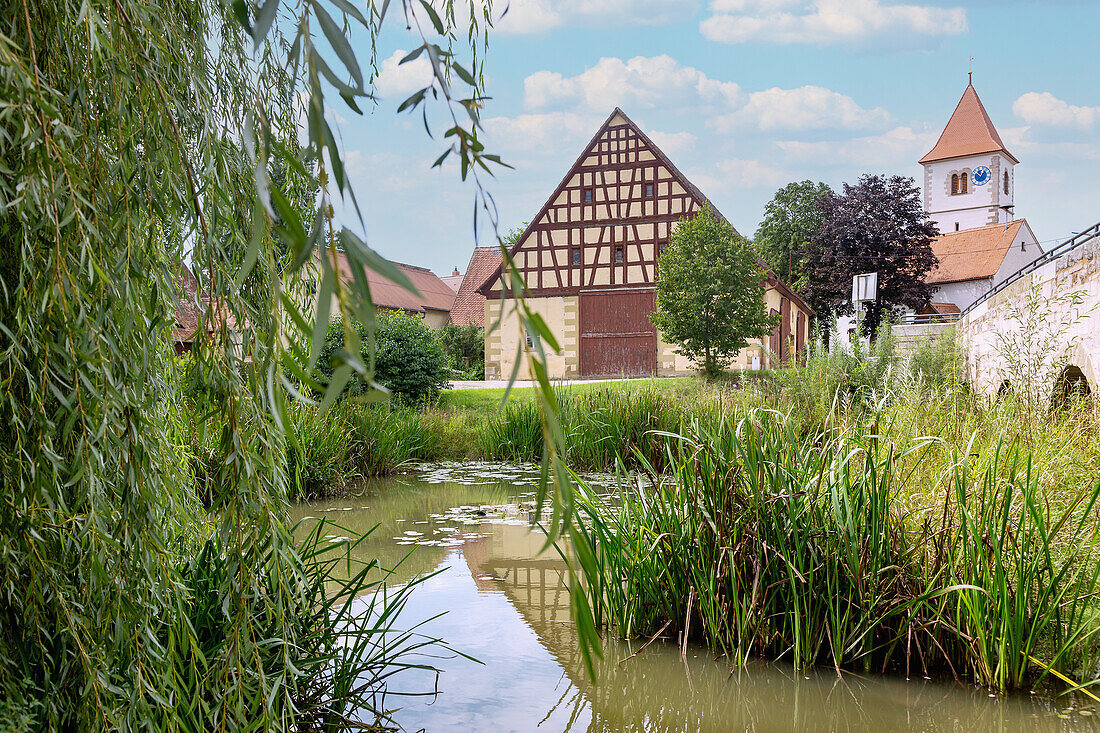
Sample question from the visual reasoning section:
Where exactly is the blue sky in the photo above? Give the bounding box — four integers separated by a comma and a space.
332, 0, 1100, 276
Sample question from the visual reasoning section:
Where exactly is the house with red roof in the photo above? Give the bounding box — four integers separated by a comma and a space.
310, 249, 456, 328
449, 247, 502, 328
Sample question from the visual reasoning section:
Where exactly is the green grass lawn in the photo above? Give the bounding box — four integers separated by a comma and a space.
437, 376, 708, 414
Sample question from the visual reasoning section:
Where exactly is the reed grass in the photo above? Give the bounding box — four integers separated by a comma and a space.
570, 408, 1100, 691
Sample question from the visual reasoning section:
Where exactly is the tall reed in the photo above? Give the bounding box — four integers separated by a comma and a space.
572, 409, 1100, 690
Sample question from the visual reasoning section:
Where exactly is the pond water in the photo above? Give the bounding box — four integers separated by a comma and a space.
289, 463, 1100, 732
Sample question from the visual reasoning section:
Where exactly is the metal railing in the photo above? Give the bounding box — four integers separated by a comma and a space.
961, 220, 1100, 316
896, 312, 961, 325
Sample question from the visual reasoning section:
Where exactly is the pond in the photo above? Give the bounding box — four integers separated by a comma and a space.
289, 463, 1100, 732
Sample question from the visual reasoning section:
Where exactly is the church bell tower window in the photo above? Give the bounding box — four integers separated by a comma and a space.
1003, 171, 1009, 195
951, 174, 958, 195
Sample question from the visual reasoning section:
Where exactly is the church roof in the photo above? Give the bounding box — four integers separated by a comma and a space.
927, 219, 1030, 285
919, 82, 1017, 165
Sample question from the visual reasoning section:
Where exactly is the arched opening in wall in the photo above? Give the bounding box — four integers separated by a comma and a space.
1003, 171, 1010, 195
951, 174, 959, 195
1052, 365, 1092, 410
960, 172, 968, 194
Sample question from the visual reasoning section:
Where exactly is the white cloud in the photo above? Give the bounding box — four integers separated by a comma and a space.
1013, 92, 1100, 130
701, 0, 967, 46
495, 0, 699, 34
520, 57, 884, 133
685, 158, 791, 195
714, 157, 791, 187
775, 125, 935, 165
483, 112, 603, 150
646, 130, 698, 155
372, 49, 433, 100
524, 55, 744, 113
709, 85, 890, 131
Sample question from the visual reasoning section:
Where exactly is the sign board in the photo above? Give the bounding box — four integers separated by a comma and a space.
852, 272, 878, 304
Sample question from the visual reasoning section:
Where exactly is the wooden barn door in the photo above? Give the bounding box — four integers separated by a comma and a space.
579, 290, 657, 377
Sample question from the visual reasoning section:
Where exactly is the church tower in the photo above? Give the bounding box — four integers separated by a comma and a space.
920, 78, 1018, 233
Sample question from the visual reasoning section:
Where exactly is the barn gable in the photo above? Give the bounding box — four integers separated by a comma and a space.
479, 108, 726, 298
479, 108, 814, 380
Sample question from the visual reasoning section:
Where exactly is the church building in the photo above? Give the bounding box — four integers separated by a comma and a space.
478, 108, 812, 380
919, 78, 1041, 313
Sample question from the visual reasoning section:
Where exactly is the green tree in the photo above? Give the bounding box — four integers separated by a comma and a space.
754, 180, 832, 291
501, 220, 529, 247
652, 207, 777, 378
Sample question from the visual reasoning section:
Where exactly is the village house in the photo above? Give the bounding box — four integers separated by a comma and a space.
172, 264, 206, 354
307, 249, 457, 328
172, 263, 243, 355
477, 108, 813, 380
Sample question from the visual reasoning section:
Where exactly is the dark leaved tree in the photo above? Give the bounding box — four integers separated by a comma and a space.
806, 174, 939, 338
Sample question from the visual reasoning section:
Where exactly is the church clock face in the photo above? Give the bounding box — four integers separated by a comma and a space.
972, 166, 991, 186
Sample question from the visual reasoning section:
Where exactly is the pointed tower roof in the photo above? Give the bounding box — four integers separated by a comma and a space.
920, 81, 1017, 165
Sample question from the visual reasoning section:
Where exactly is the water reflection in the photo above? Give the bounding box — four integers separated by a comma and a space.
290, 464, 1100, 732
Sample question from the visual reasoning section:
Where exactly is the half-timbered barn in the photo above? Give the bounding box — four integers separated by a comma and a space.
477, 108, 813, 380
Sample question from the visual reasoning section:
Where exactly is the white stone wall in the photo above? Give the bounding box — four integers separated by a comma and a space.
924, 153, 1014, 233
930, 279, 992, 312
993, 223, 1040, 282
959, 241, 1100, 397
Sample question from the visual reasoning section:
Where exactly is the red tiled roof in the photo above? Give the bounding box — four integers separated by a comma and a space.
315, 249, 456, 314
450, 247, 502, 327
920, 83, 1017, 165
922, 302, 962, 315
173, 264, 204, 344
927, 219, 1027, 285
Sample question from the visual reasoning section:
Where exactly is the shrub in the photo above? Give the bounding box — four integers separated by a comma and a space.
375, 311, 450, 403
906, 328, 965, 389
317, 311, 450, 404
438, 324, 485, 380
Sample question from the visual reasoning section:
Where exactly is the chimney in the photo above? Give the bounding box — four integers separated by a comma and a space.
452, 267, 460, 276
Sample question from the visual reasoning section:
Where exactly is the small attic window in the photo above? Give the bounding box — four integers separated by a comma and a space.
1021, 240, 1026, 252
583, 188, 593, 203
955, 222, 960, 232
